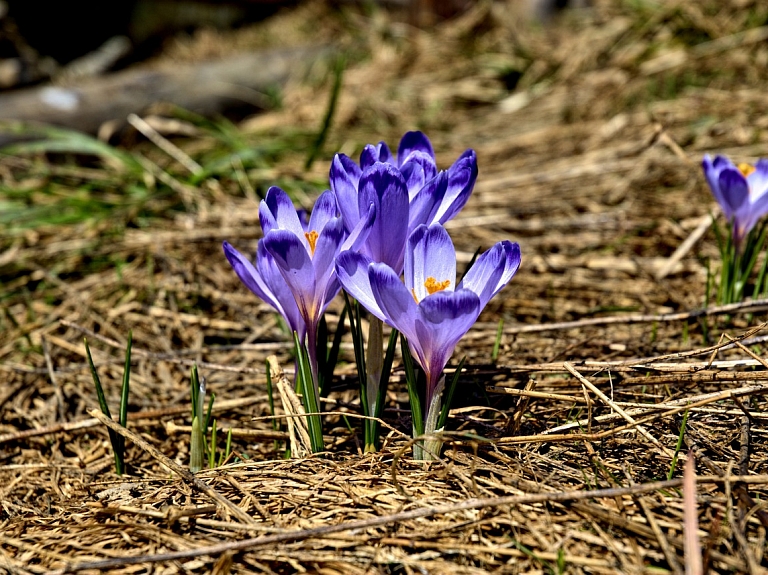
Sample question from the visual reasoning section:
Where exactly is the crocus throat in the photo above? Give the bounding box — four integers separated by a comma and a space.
411, 276, 451, 303
305, 230, 319, 256
425, 277, 450, 294
738, 163, 756, 178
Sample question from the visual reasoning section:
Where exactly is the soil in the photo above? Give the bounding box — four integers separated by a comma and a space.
1, 1, 768, 573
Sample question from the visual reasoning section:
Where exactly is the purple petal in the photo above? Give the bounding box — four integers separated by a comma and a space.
400, 151, 438, 199
740, 188, 768, 241
262, 187, 305, 240
397, 131, 435, 166
405, 224, 456, 303
702, 155, 729, 218
408, 171, 449, 234
222, 241, 306, 337
330, 154, 362, 232
718, 168, 749, 214
335, 251, 386, 320
258, 200, 277, 235
459, 241, 521, 309
311, 217, 346, 306
368, 262, 419, 338
361, 142, 394, 170
340, 200, 375, 253
308, 190, 338, 235
358, 162, 409, 271
712, 155, 734, 170
413, 289, 481, 393
262, 230, 317, 322
748, 159, 768, 200
434, 149, 478, 225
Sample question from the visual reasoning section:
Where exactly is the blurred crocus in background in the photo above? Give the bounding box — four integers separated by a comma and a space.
337, 223, 521, 459
703, 154, 768, 247
702, 154, 768, 305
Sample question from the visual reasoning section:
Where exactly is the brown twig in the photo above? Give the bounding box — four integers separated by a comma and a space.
502, 304, 768, 335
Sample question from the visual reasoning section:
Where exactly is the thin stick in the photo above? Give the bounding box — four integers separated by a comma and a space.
656, 213, 713, 280
42, 337, 66, 422
127, 113, 203, 175
564, 362, 676, 459
625, 468, 684, 575
502, 301, 768, 335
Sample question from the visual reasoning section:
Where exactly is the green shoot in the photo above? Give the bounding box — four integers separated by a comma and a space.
84, 332, 132, 476
400, 334, 424, 440
293, 331, 325, 453
667, 410, 690, 480
208, 419, 218, 470
437, 357, 466, 432
491, 318, 504, 363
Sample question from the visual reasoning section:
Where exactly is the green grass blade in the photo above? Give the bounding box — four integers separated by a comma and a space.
317, 315, 328, 395
491, 318, 504, 363
265, 358, 278, 430
209, 419, 217, 469
325, 306, 347, 388
0, 122, 142, 173
437, 357, 466, 431
304, 55, 345, 170
400, 334, 423, 437
377, 327, 398, 418
293, 331, 324, 453
190, 364, 200, 421
84, 338, 123, 475
204, 392, 215, 433
116, 331, 132, 471
667, 410, 690, 480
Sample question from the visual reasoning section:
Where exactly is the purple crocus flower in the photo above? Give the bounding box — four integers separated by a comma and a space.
330, 131, 478, 273
336, 223, 521, 427
223, 240, 307, 342
224, 186, 375, 388
703, 154, 768, 247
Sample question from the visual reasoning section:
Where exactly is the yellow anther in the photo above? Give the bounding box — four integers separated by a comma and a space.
738, 163, 756, 178
411, 288, 419, 303
424, 277, 450, 295
305, 230, 319, 256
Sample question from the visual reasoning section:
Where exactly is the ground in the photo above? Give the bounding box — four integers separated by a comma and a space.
1, 0, 768, 573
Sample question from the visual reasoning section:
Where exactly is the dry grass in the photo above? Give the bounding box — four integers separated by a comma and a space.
2, 0, 768, 572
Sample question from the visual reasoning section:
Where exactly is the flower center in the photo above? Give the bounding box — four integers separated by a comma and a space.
411, 276, 451, 303
305, 230, 319, 256
425, 276, 451, 294
738, 163, 756, 178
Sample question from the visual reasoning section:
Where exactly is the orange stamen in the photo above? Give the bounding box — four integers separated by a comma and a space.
424, 277, 450, 295
411, 288, 419, 303
738, 163, 756, 178
305, 230, 319, 256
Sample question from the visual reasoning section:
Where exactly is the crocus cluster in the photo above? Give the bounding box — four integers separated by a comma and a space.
224, 131, 521, 459
702, 154, 768, 304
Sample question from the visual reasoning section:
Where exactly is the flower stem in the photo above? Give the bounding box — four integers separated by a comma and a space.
418, 374, 445, 461
364, 317, 384, 452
